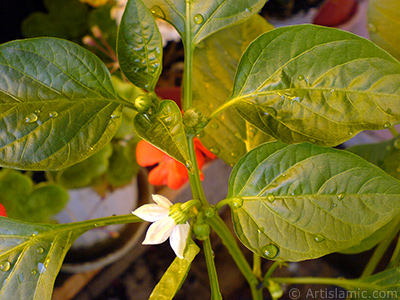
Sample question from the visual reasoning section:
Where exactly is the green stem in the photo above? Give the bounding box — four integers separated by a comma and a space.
183, 3, 194, 112
361, 217, 400, 278
209, 215, 262, 300
253, 254, 262, 280
273, 277, 361, 289
389, 236, 400, 269
264, 261, 281, 282
389, 126, 399, 137
203, 238, 223, 300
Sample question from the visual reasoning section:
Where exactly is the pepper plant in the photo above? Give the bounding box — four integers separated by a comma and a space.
2, 0, 400, 299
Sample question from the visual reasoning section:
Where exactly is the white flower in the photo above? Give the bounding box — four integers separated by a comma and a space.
132, 194, 190, 259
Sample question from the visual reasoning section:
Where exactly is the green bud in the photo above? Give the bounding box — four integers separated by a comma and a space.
134, 94, 157, 113
204, 207, 215, 218
267, 280, 283, 300
183, 108, 208, 129
193, 222, 211, 240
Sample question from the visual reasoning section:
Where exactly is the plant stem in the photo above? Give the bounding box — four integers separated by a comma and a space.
389, 126, 399, 137
361, 217, 400, 278
203, 237, 223, 300
264, 261, 281, 282
208, 215, 262, 300
389, 236, 400, 269
273, 276, 362, 289
253, 253, 262, 280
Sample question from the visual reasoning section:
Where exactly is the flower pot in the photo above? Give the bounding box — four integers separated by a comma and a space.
56, 168, 153, 273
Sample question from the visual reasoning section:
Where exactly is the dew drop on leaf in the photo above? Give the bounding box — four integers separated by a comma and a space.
297, 75, 305, 81
25, 113, 38, 123
150, 5, 165, 19
267, 194, 275, 203
368, 23, 378, 33
384, 122, 391, 128
314, 234, 325, 243
185, 160, 195, 173
348, 131, 353, 136
36, 247, 45, 254
17, 274, 23, 283
0, 260, 11, 272
49, 111, 58, 118
211, 123, 219, 129
262, 244, 279, 259
193, 14, 204, 25
230, 151, 238, 157
38, 262, 46, 274
210, 147, 220, 154
336, 193, 345, 201
231, 197, 244, 209
31, 269, 38, 275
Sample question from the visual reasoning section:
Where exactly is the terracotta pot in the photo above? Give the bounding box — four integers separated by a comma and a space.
313, 0, 358, 27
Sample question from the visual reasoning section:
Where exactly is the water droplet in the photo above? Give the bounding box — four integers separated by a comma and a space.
0, 261, 11, 272
164, 116, 173, 124
267, 194, 275, 203
196, 131, 205, 138
193, 14, 204, 25
25, 113, 38, 123
384, 122, 391, 128
235, 132, 242, 139
94, 223, 99, 227
38, 262, 46, 274
348, 131, 353, 136
49, 111, 58, 118
394, 139, 400, 150
264, 107, 277, 117
387, 108, 393, 115
211, 123, 219, 129
297, 75, 305, 81
232, 197, 244, 209
230, 151, 238, 157
36, 247, 45, 254
257, 227, 265, 234
32, 232, 38, 237
337, 194, 345, 201
185, 160, 195, 173
314, 234, 325, 243
210, 147, 220, 155
368, 23, 378, 33
262, 244, 279, 259
244, 6, 252, 13
31, 269, 38, 275
90, 147, 94, 151
150, 5, 165, 19
196, 41, 205, 49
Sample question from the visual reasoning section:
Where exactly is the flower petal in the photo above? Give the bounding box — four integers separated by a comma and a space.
169, 222, 190, 259
143, 217, 175, 245
136, 140, 167, 167
148, 162, 169, 186
132, 203, 169, 222
152, 194, 173, 208
0, 203, 7, 217
167, 159, 189, 189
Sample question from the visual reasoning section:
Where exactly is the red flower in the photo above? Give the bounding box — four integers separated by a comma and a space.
136, 138, 216, 189
0, 203, 7, 217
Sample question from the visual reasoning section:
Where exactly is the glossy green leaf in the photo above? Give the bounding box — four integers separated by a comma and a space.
0, 218, 88, 300
21, 0, 89, 42
143, 0, 267, 44
53, 143, 113, 189
149, 239, 200, 300
117, 0, 163, 91
0, 169, 68, 223
228, 142, 400, 261
344, 267, 400, 300
193, 15, 274, 166
0, 215, 141, 300
0, 38, 126, 170
226, 25, 400, 146
347, 136, 400, 180
368, 0, 400, 61
134, 100, 191, 168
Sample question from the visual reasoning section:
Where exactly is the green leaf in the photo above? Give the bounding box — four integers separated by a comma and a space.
0, 170, 68, 223
344, 267, 400, 300
227, 142, 400, 261
117, 0, 163, 91
0, 218, 88, 300
21, 0, 89, 42
106, 142, 140, 187
368, 0, 400, 61
143, 0, 267, 44
193, 15, 275, 166
226, 24, 400, 146
0, 38, 126, 170
53, 143, 113, 189
149, 239, 200, 300
134, 100, 192, 168
0, 214, 142, 300
347, 136, 400, 180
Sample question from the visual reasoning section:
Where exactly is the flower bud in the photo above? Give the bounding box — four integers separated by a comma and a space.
193, 222, 211, 240
134, 94, 154, 113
